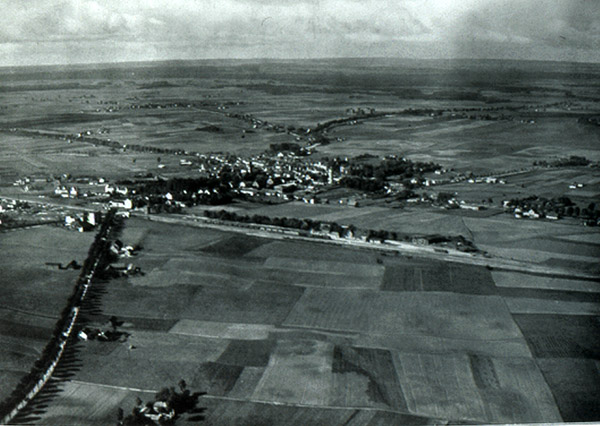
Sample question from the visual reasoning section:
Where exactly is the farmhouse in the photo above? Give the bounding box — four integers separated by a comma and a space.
109, 199, 133, 209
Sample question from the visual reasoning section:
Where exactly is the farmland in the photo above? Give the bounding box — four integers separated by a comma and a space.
0, 58, 599, 424
5, 217, 592, 425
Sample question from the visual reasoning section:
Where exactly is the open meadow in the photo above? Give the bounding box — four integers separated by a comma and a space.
0, 225, 93, 402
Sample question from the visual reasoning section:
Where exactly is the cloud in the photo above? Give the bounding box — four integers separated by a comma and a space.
0, 0, 598, 65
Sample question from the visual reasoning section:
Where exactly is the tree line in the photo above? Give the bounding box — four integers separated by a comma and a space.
0, 211, 122, 421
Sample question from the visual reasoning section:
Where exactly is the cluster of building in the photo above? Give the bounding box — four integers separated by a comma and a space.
502, 197, 600, 225
196, 152, 338, 201
64, 212, 98, 232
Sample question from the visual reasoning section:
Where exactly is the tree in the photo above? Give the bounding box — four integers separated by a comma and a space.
109, 316, 122, 332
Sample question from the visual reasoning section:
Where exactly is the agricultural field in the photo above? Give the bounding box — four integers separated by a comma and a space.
321, 116, 600, 172
16, 217, 597, 425
437, 167, 600, 205
1, 58, 599, 424
0, 225, 93, 402
0, 133, 195, 183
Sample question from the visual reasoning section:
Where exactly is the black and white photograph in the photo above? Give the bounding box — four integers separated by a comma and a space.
0, 1, 599, 424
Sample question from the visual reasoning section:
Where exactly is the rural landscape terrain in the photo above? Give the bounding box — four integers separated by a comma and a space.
1, 58, 599, 425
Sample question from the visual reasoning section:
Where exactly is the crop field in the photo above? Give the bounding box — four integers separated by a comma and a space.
246, 239, 381, 264
22, 380, 154, 426
252, 339, 333, 405
230, 203, 479, 239
322, 117, 600, 172
382, 261, 496, 295
358, 333, 533, 359
201, 397, 439, 425
0, 225, 93, 314
414, 353, 560, 423
537, 358, 600, 422
20, 217, 600, 424
124, 217, 227, 254
330, 345, 407, 411
243, 201, 344, 218
513, 314, 600, 359
494, 236, 599, 259
3, 58, 599, 424
264, 257, 384, 278
283, 288, 521, 340
505, 297, 600, 315
0, 133, 186, 182
170, 320, 275, 341
499, 168, 600, 201
492, 271, 600, 292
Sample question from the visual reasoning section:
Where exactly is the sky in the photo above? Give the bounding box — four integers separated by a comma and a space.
0, 0, 599, 66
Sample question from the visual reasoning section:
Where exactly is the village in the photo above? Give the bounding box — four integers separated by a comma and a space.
3, 145, 598, 239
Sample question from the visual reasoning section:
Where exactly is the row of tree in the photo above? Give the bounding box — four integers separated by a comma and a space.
0, 211, 121, 420
506, 196, 599, 220
203, 209, 477, 250
533, 156, 591, 167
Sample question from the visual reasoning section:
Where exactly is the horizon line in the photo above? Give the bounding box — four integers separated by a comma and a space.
2, 55, 600, 71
